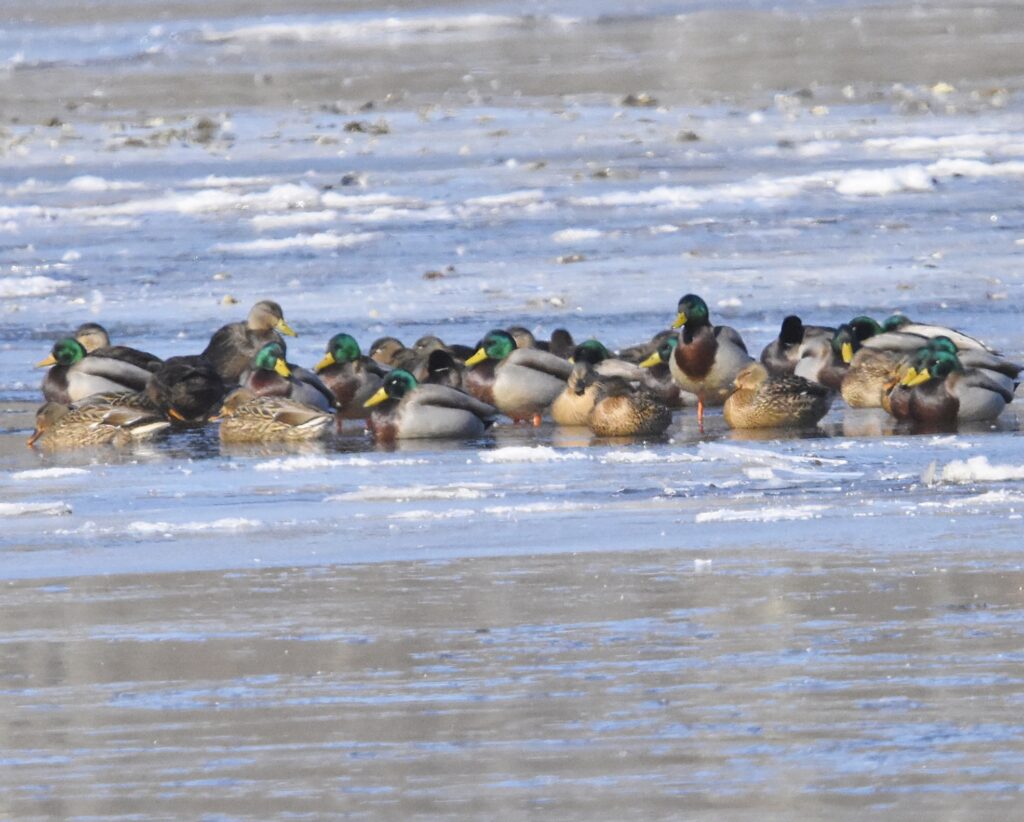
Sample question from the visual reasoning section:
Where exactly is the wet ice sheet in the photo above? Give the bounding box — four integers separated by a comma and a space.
3, 550, 1024, 818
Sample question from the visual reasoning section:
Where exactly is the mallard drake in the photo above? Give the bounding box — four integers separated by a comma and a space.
669, 294, 753, 429
877, 314, 997, 353
213, 388, 333, 442
74, 322, 163, 373
315, 333, 388, 420
239, 342, 335, 412
145, 355, 226, 423
201, 300, 296, 383
724, 362, 833, 429
760, 315, 835, 377
28, 401, 170, 449
793, 319, 878, 391
364, 369, 497, 442
37, 338, 154, 404
583, 374, 673, 437
464, 329, 572, 424
891, 349, 1014, 431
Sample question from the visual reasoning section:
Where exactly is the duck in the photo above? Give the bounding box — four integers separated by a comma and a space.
411, 334, 475, 363
506, 326, 576, 357
793, 321, 876, 391
724, 362, 833, 429
669, 294, 754, 429
618, 329, 676, 364
891, 349, 1014, 432
37, 337, 155, 404
74, 322, 164, 373
363, 369, 497, 442
145, 356, 226, 423
201, 300, 296, 383
760, 315, 835, 377
239, 342, 336, 412
315, 333, 388, 421
368, 336, 416, 368
876, 314, 997, 353
28, 401, 170, 449
212, 388, 334, 442
583, 374, 673, 438
840, 346, 909, 408
463, 329, 572, 424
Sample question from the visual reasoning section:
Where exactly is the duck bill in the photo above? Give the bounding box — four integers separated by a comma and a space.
276, 319, 297, 337
638, 352, 661, 368
840, 342, 854, 364
671, 312, 687, 330
314, 352, 335, 373
36, 354, 57, 368
464, 348, 489, 367
26, 429, 42, 447
899, 366, 918, 386
904, 370, 932, 387
363, 387, 389, 408
274, 359, 292, 378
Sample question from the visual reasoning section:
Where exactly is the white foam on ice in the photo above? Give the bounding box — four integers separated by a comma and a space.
479, 446, 587, 463
0, 501, 72, 517
254, 455, 428, 472
551, 228, 603, 243
330, 483, 496, 502
695, 504, 828, 523
0, 276, 71, 298
940, 456, 1024, 484
213, 231, 379, 254
124, 518, 262, 535
203, 13, 527, 45
11, 468, 90, 481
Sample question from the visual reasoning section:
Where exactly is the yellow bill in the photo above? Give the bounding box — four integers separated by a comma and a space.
315, 352, 335, 372
273, 359, 292, 378
899, 366, 918, 386
671, 312, 687, 330
840, 342, 854, 364
363, 387, 389, 408
276, 318, 297, 337
464, 348, 488, 367
639, 351, 661, 368
904, 370, 932, 387
36, 354, 57, 368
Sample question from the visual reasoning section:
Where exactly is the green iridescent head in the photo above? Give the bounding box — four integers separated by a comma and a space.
316, 333, 361, 372
253, 342, 290, 377
572, 340, 610, 365
466, 329, 517, 365
673, 294, 710, 329
37, 338, 87, 368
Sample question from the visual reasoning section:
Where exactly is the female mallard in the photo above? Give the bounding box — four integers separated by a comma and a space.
464, 329, 572, 424
37, 338, 154, 404
723, 362, 833, 429
760, 315, 835, 377
890, 349, 1014, 432
213, 388, 333, 442
841, 346, 909, 408
74, 322, 163, 373
552, 340, 676, 426
28, 401, 170, 449
315, 333, 388, 421
506, 326, 576, 357
239, 342, 335, 412
145, 356, 226, 423
669, 294, 753, 429
201, 300, 296, 383
584, 375, 673, 437
368, 336, 416, 368
363, 369, 497, 442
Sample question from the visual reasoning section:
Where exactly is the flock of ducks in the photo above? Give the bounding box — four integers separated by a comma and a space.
27, 295, 1022, 449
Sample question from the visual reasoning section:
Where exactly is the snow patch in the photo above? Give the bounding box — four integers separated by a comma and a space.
0, 501, 72, 517
940, 456, 1024, 484
479, 446, 586, 463
12, 468, 90, 481
696, 505, 828, 523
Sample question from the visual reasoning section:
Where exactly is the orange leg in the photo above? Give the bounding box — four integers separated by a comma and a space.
532, 413, 542, 427
697, 397, 705, 433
